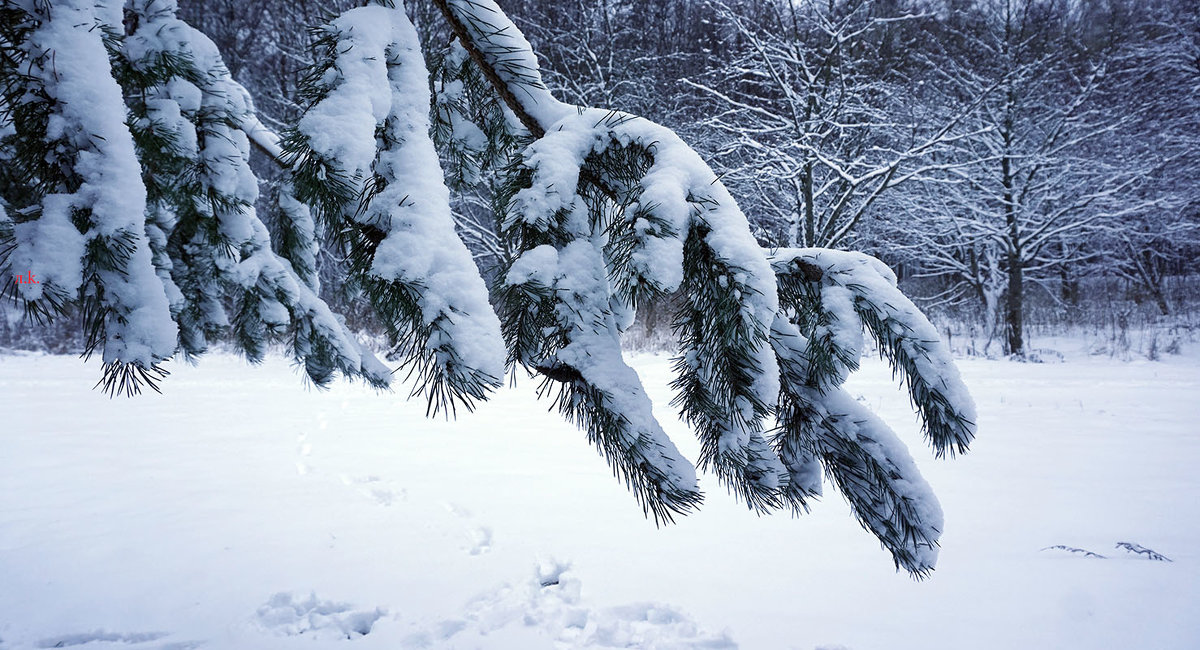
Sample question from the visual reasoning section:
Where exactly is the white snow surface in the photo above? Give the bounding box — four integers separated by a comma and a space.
2, 350, 1198, 649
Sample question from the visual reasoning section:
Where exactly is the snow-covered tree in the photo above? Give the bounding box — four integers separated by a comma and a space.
680, 0, 984, 249
0, 0, 977, 576
511, 0, 659, 113
1094, 0, 1200, 315
887, 0, 1145, 356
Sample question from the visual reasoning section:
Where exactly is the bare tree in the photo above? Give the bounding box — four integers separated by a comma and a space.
1095, 0, 1200, 314
681, 0, 983, 248
896, 0, 1144, 355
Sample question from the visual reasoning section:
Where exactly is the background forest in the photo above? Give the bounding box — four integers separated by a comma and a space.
3, 0, 1197, 359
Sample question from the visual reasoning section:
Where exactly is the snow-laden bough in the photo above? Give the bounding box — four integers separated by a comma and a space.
440, 0, 977, 573
283, 4, 506, 413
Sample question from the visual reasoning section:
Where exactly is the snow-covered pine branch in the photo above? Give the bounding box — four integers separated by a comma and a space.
0, 0, 177, 394
771, 249, 976, 456
121, 0, 390, 389
435, 0, 977, 562
1, 0, 980, 574
281, 3, 505, 413
769, 249, 976, 575
427, 37, 523, 267
0, 0, 390, 392
438, 0, 791, 516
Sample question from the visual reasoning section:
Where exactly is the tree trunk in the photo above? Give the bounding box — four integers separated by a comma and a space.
1058, 258, 1079, 305
1005, 255, 1024, 356
973, 274, 1005, 357
802, 161, 815, 247
1142, 251, 1171, 316
1151, 284, 1171, 316
1000, 140, 1023, 356
1060, 274, 1079, 305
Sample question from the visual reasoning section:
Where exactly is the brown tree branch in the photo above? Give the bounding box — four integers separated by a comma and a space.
428, 0, 547, 139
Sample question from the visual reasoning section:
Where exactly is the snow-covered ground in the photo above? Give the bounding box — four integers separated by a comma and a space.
1, 350, 1197, 649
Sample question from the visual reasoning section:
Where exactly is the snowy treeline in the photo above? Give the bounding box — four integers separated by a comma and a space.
522, 0, 1200, 356
161, 0, 1199, 358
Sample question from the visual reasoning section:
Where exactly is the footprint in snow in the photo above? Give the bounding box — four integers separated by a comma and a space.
441, 502, 470, 518
340, 474, 407, 506
36, 631, 200, 649
423, 560, 737, 648
442, 502, 493, 555
295, 432, 312, 476
467, 525, 493, 555
255, 592, 386, 640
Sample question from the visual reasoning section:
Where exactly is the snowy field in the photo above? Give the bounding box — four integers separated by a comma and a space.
1, 350, 1198, 650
